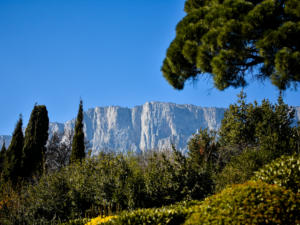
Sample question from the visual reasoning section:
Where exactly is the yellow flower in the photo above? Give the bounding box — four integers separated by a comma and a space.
85, 215, 116, 225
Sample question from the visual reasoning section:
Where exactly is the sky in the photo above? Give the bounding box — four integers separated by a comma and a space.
0, 0, 299, 135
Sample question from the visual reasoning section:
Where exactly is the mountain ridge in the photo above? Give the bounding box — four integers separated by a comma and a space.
1, 102, 299, 154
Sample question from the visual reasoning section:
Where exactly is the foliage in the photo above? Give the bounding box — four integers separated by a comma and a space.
219, 91, 257, 151
61, 218, 91, 225
2, 116, 24, 184
105, 203, 195, 225
0, 142, 7, 175
70, 100, 85, 163
187, 128, 219, 168
0, 150, 213, 224
0, 181, 29, 225
143, 149, 213, 207
85, 215, 116, 225
22, 105, 49, 179
162, 0, 300, 90
253, 153, 300, 193
214, 147, 273, 192
184, 181, 300, 225
219, 92, 297, 156
45, 131, 71, 172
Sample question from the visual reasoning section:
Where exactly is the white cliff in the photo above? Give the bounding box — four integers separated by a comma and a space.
1, 102, 299, 154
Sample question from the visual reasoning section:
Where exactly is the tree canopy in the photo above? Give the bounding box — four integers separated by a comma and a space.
162, 0, 300, 90
2, 116, 24, 184
70, 100, 85, 163
22, 105, 49, 178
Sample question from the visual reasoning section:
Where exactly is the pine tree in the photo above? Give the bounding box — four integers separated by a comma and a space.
70, 100, 85, 163
162, 0, 300, 90
219, 91, 297, 157
219, 91, 258, 151
256, 94, 296, 156
22, 105, 49, 179
0, 142, 7, 175
2, 116, 24, 184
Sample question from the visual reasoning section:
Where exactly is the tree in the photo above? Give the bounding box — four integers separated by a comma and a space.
70, 100, 85, 163
256, 95, 296, 156
45, 131, 71, 172
219, 92, 297, 156
2, 116, 24, 184
22, 105, 49, 179
162, 0, 300, 90
188, 128, 219, 168
0, 142, 7, 175
214, 92, 298, 191
219, 91, 258, 151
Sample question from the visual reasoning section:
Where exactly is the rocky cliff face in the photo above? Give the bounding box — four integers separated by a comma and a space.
56, 102, 226, 154
1, 102, 299, 154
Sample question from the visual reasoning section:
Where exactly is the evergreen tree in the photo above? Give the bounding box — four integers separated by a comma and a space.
70, 100, 85, 163
219, 91, 297, 156
219, 91, 258, 151
162, 0, 300, 90
2, 116, 24, 184
256, 95, 296, 156
22, 105, 49, 179
0, 142, 6, 175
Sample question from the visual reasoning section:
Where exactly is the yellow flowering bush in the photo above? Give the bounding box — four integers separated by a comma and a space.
184, 181, 300, 225
85, 215, 116, 225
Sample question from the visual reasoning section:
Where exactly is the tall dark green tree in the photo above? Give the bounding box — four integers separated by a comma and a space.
70, 100, 85, 163
22, 105, 49, 179
2, 116, 24, 184
0, 142, 7, 175
162, 0, 300, 90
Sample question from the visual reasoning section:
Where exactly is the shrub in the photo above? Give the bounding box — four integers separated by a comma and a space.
105, 204, 193, 225
253, 153, 300, 193
60, 218, 90, 225
214, 148, 273, 192
184, 181, 300, 225
85, 215, 116, 225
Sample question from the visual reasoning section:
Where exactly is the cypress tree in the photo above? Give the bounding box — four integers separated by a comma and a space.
22, 105, 49, 179
2, 115, 24, 184
70, 100, 85, 163
0, 142, 7, 175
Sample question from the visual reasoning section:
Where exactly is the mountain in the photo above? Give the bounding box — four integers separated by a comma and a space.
1, 102, 299, 154
51, 102, 226, 154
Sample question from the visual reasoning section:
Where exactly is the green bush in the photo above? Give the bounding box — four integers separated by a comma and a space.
253, 153, 300, 193
105, 201, 199, 225
0, 150, 210, 224
214, 148, 273, 192
60, 218, 90, 225
184, 181, 300, 225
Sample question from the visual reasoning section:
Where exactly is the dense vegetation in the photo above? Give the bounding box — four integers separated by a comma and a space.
185, 181, 300, 225
0, 93, 299, 224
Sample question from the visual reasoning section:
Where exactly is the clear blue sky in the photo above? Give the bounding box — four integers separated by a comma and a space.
0, 0, 299, 135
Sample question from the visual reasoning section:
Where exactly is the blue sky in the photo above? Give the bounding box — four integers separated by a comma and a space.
0, 0, 299, 135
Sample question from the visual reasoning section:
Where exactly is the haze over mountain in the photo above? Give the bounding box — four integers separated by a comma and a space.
1, 102, 299, 154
